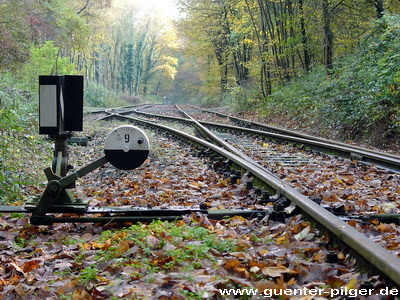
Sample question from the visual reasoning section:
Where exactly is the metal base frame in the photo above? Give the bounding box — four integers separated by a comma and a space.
0, 136, 266, 225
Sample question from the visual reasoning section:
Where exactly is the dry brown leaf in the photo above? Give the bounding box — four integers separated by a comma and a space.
73, 288, 91, 300
118, 240, 134, 253
326, 276, 346, 288
146, 235, 160, 248
312, 251, 324, 262
21, 260, 41, 273
225, 258, 241, 271
377, 222, 397, 233
262, 266, 293, 277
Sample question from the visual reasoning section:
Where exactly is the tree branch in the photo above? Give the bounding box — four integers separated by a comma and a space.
330, 0, 345, 13
77, 0, 90, 15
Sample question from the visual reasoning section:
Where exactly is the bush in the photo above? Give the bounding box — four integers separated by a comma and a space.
261, 66, 329, 124
223, 82, 261, 112
331, 14, 400, 142
260, 14, 400, 148
84, 81, 110, 107
85, 81, 129, 108
0, 72, 40, 204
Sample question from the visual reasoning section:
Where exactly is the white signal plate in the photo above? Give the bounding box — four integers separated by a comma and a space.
104, 125, 150, 170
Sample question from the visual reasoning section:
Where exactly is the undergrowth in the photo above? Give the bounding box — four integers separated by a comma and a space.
0, 72, 45, 204
260, 14, 400, 150
82, 220, 239, 277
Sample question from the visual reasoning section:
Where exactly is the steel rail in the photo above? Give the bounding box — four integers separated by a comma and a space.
201, 121, 400, 173
193, 105, 400, 161
106, 112, 400, 287
175, 105, 281, 180
132, 106, 400, 173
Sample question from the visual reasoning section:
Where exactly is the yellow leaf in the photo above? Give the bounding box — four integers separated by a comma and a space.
276, 235, 289, 245
371, 219, 379, 225
217, 179, 229, 187
335, 176, 344, 185
345, 277, 358, 290
312, 251, 324, 262
231, 215, 246, 223
377, 222, 396, 233
96, 276, 110, 282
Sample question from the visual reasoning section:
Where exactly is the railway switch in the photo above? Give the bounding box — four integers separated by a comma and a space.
28, 123, 150, 225
9, 76, 151, 224
0, 76, 264, 225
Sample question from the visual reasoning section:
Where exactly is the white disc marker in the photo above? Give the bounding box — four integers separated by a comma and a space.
104, 125, 150, 170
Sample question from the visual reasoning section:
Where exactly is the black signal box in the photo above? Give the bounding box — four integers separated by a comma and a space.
39, 75, 84, 135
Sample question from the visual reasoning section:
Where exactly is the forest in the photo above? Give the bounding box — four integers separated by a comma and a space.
1, 0, 400, 200
1, 1, 400, 296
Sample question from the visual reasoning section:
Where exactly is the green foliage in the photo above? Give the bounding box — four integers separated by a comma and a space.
0, 0, 31, 68
0, 72, 43, 204
224, 83, 265, 112
330, 14, 400, 142
44, 0, 92, 52
0, 108, 23, 203
79, 267, 99, 284
262, 66, 329, 122
261, 14, 400, 147
84, 81, 112, 107
20, 41, 76, 91
82, 220, 238, 278
177, 0, 383, 103
85, 81, 128, 108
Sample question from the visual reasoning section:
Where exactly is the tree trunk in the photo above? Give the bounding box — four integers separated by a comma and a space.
322, 0, 334, 70
244, 0, 271, 97
298, 0, 311, 71
373, 0, 384, 18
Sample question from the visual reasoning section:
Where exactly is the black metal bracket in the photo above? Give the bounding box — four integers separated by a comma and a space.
23, 149, 269, 225
29, 155, 109, 225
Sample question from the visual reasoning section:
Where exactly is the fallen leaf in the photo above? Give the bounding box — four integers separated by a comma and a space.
294, 226, 310, 241
382, 203, 396, 212
284, 202, 296, 214
345, 277, 358, 290
250, 266, 260, 273
21, 260, 41, 273
73, 288, 91, 300
262, 266, 293, 277
335, 176, 344, 185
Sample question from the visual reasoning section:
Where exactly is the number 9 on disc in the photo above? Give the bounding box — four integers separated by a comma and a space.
104, 125, 150, 170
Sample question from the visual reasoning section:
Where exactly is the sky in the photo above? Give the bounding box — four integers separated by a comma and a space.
130, 0, 179, 19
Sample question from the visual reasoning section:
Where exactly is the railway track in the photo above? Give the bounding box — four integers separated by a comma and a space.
1, 101, 398, 296
133, 104, 400, 173
88, 104, 400, 289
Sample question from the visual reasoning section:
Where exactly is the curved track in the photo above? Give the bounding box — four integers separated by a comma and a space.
89, 104, 400, 288
133, 104, 400, 173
